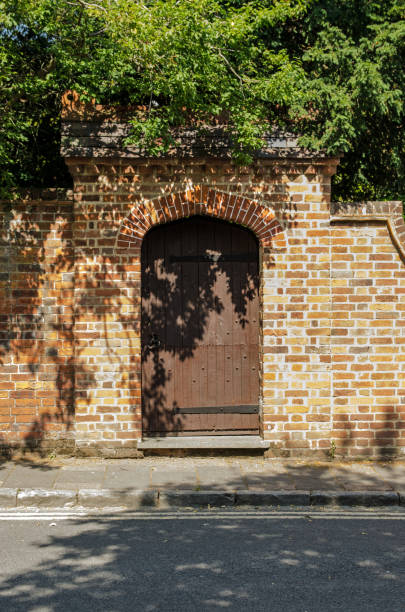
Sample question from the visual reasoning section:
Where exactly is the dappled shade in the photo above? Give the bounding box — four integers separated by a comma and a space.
141, 217, 260, 436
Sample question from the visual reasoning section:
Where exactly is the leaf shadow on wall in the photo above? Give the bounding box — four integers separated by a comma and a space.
0, 194, 402, 459
0, 199, 76, 456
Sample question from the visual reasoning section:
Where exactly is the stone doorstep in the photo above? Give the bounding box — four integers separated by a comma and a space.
138, 436, 271, 450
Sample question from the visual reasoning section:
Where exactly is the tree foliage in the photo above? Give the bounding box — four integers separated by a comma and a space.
0, 0, 404, 200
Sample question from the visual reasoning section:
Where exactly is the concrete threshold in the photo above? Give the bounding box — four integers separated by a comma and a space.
138, 436, 271, 450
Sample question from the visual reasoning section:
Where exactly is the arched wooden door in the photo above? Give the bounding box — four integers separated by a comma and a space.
141, 216, 260, 436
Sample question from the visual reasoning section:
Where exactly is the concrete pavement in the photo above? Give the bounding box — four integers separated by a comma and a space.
1, 456, 405, 509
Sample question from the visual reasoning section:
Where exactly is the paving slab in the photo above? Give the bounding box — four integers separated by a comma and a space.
370, 463, 405, 489
0, 463, 15, 486
242, 470, 296, 490
330, 465, 395, 491
54, 468, 106, 490
3, 465, 58, 489
105, 464, 151, 489
288, 467, 340, 491
150, 466, 198, 490
196, 464, 245, 490
241, 460, 295, 490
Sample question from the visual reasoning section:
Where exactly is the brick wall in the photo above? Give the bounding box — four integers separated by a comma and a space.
64, 158, 336, 457
0, 165, 404, 458
0, 195, 75, 455
330, 202, 405, 457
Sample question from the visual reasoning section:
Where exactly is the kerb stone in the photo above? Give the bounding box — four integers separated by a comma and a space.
311, 491, 399, 507
236, 490, 310, 506
78, 488, 157, 509
17, 489, 76, 508
159, 491, 235, 508
0, 488, 18, 508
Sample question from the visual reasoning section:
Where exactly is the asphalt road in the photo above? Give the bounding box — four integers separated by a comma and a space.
0, 509, 405, 611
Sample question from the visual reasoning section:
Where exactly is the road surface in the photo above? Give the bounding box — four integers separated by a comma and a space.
0, 508, 404, 611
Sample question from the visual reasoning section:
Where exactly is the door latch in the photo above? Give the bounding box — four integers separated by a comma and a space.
148, 333, 161, 350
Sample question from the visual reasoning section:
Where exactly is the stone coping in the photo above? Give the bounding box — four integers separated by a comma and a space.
330, 200, 405, 259
60, 122, 334, 160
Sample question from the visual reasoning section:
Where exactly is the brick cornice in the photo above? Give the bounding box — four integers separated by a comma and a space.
117, 186, 285, 250
330, 201, 405, 260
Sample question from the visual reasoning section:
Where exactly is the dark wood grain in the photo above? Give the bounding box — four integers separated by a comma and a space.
142, 216, 260, 435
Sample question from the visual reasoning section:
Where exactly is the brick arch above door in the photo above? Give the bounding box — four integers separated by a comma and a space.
116, 186, 285, 250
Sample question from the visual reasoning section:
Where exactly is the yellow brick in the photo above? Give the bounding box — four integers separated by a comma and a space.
286, 406, 309, 413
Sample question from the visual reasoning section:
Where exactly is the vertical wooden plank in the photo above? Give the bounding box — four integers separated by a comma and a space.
248, 340, 260, 412
215, 221, 230, 428
203, 219, 218, 431
191, 220, 201, 432
199, 218, 215, 432
215, 344, 225, 414
229, 224, 240, 430
161, 225, 171, 428
167, 221, 182, 432
195, 219, 205, 432
232, 224, 244, 409
180, 290, 191, 416
207, 344, 217, 409
166, 219, 182, 348
144, 226, 155, 433
143, 225, 155, 433
151, 226, 164, 434
248, 230, 260, 416
182, 219, 199, 432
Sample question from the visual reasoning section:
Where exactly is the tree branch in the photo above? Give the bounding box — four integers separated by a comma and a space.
211, 46, 244, 85
66, 0, 107, 12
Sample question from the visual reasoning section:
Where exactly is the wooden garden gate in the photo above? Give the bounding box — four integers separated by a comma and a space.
141, 216, 260, 436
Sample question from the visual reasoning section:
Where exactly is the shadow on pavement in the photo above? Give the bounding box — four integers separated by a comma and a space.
0, 511, 405, 611
1, 458, 405, 492
141, 460, 405, 493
